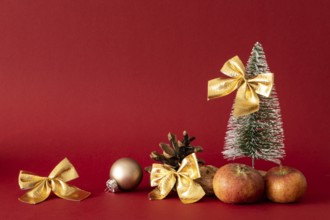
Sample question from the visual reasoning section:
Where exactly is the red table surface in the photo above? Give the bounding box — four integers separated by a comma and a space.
1, 169, 330, 219
1, 0, 330, 219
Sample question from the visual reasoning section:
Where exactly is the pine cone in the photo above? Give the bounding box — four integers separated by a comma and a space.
195, 165, 218, 196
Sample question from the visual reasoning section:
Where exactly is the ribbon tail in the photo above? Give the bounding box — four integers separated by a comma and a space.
54, 186, 90, 201
18, 180, 51, 204
52, 179, 91, 201
149, 173, 176, 200
234, 82, 259, 117
176, 175, 205, 204
148, 187, 168, 201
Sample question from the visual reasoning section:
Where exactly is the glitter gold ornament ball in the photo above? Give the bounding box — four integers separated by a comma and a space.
108, 158, 143, 192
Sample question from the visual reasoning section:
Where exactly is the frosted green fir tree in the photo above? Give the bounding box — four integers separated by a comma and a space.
222, 42, 285, 167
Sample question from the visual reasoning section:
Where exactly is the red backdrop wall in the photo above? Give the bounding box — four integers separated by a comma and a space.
1, 0, 330, 218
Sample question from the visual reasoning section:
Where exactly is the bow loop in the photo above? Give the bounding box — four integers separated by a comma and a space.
221, 55, 246, 78
176, 152, 201, 179
18, 171, 47, 190
18, 158, 90, 204
248, 73, 274, 97
149, 153, 205, 204
48, 158, 79, 182
208, 56, 274, 117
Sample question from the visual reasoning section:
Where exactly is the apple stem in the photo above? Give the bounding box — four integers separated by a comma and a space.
252, 157, 255, 168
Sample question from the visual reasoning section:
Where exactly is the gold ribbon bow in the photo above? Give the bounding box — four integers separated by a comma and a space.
149, 153, 205, 204
208, 56, 274, 117
18, 158, 91, 204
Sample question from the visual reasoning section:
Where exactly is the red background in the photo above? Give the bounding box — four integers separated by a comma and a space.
1, 0, 330, 219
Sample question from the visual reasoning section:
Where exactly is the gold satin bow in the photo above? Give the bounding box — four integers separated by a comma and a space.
208, 56, 274, 117
149, 153, 205, 204
18, 158, 91, 204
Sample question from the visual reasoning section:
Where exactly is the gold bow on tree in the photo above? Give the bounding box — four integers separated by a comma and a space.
18, 158, 91, 204
208, 56, 274, 117
149, 153, 205, 204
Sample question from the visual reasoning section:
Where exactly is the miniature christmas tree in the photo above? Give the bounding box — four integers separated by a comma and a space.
222, 42, 285, 167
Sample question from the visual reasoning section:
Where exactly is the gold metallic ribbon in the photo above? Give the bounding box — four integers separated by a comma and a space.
149, 153, 205, 204
18, 158, 91, 204
208, 56, 274, 117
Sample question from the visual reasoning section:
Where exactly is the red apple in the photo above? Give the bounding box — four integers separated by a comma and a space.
265, 166, 307, 203
213, 163, 265, 204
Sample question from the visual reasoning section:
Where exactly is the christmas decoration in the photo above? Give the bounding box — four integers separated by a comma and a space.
145, 131, 204, 172
106, 158, 143, 192
145, 131, 216, 195
208, 42, 285, 167
149, 153, 205, 204
213, 163, 264, 204
18, 158, 91, 204
265, 166, 307, 203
